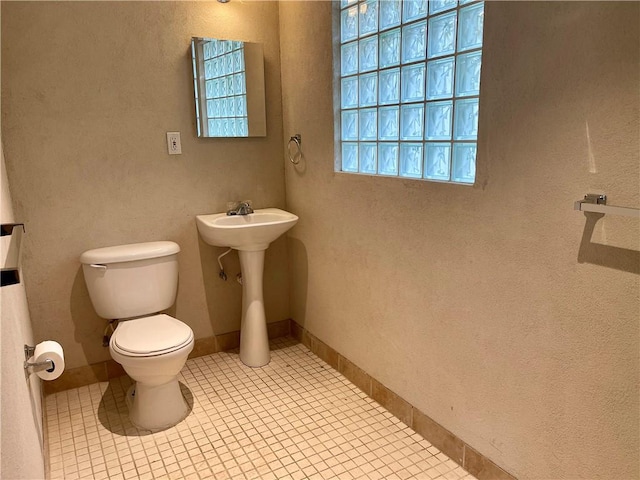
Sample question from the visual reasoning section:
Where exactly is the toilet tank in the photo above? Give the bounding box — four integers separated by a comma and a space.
80, 241, 180, 320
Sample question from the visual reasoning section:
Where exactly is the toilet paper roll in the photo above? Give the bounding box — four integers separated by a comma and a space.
32, 341, 65, 381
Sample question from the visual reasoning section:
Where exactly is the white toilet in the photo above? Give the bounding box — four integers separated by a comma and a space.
80, 241, 194, 431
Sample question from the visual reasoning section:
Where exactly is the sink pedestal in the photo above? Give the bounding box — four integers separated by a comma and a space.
238, 250, 270, 367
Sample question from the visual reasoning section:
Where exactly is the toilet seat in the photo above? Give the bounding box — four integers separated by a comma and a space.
111, 314, 194, 357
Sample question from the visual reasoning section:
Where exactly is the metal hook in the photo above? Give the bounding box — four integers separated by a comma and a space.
288, 134, 302, 165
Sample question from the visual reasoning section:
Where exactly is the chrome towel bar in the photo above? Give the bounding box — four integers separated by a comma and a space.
1, 223, 24, 287
574, 194, 639, 218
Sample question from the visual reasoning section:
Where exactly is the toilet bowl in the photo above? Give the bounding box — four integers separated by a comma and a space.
110, 314, 194, 430
80, 241, 194, 431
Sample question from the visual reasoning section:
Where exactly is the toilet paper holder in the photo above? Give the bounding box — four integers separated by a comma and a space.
24, 344, 55, 374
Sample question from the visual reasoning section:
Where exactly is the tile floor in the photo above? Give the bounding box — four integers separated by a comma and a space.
45, 337, 476, 480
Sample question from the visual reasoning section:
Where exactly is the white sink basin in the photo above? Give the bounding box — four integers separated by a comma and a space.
196, 208, 298, 251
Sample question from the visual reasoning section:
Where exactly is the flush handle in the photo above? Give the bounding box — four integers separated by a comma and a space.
89, 264, 107, 270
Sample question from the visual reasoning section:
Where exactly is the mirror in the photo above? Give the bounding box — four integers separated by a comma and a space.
191, 37, 266, 137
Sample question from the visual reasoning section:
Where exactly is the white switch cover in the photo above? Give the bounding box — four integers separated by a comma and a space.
166, 132, 182, 155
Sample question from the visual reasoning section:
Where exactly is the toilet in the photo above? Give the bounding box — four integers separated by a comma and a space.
80, 241, 194, 431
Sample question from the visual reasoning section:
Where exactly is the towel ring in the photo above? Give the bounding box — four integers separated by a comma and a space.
288, 134, 302, 165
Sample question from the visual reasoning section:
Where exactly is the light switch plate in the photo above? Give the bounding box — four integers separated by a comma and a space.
166, 132, 182, 155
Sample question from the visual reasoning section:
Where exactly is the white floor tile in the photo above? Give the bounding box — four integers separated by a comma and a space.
45, 337, 475, 480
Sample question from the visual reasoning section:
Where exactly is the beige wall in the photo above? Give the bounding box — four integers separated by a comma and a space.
279, 2, 639, 479
1, 1, 290, 370
1, 143, 45, 479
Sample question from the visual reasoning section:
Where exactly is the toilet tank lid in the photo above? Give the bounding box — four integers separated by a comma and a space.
80, 241, 180, 264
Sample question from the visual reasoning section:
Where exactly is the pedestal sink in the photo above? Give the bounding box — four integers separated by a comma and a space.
196, 208, 298, 367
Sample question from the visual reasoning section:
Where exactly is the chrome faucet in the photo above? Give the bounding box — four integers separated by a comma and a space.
227, 201, 254, 216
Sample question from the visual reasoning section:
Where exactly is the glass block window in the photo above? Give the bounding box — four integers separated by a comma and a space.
336, 0, 484, 184
195, 39, 248, 137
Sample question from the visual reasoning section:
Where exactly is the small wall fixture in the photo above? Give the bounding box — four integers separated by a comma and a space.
24, 345, 54, 375
1, 223, 24, 287
217, 0, 230, 3
288, 134, 302, 165
574, 193, 640, 218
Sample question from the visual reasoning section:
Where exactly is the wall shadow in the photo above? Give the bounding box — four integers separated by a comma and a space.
288, 147, 307, 176
97, 377, 193, 436
70, 267, 113, 365
577, 212, 640, 275
25, 368, 45, 456
287, 237, 309, 328
196, 235, 243, 336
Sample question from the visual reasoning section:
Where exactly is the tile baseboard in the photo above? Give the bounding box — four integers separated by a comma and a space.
291, 320, 517, 480
43, 318, 292, 395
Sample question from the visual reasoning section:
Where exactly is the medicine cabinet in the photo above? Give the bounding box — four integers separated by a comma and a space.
191, 37, 266, 137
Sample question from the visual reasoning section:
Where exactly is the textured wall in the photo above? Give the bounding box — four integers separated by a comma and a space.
279, 2, 639, 479
1, 1, 289, 370
1, 144, 45, 479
